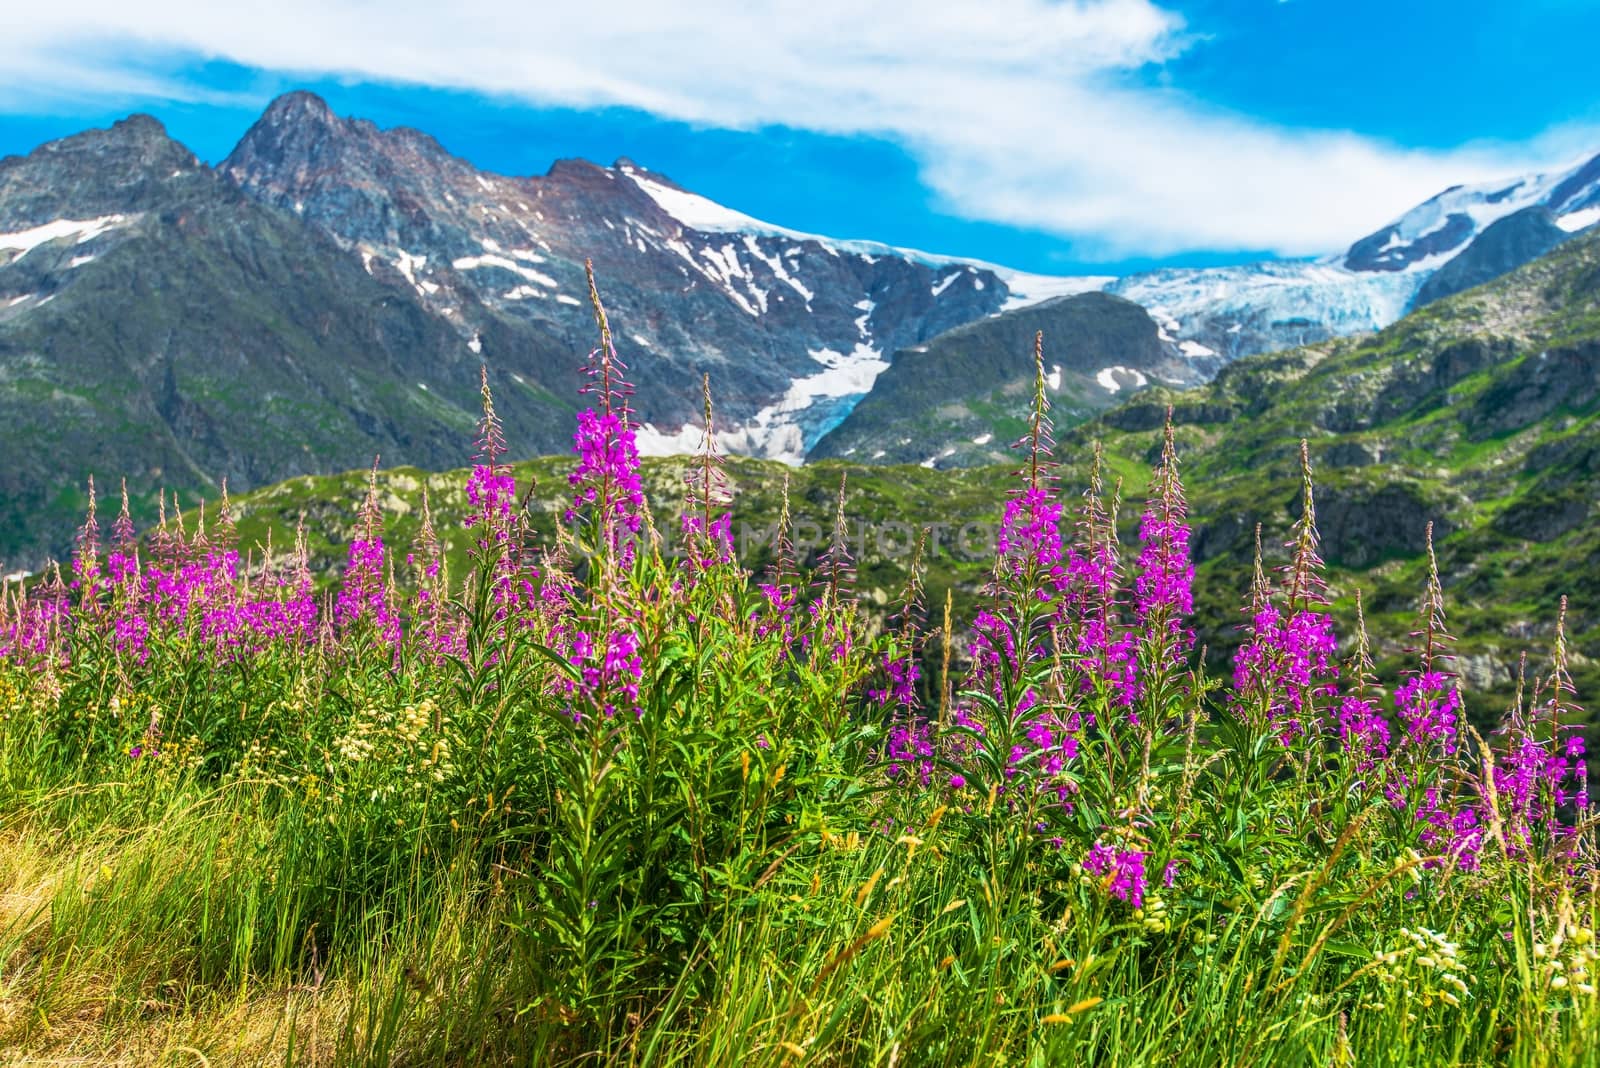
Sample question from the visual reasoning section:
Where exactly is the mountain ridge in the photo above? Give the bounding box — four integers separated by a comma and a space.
3, 90, 1600, 568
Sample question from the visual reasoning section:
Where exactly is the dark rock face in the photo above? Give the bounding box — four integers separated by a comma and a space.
1492, 489, 1591, 541
1370, 337, 1517, 422
1301, 482, 1446, 568
1323, 440, 1384, 468
0, 115, 203, 227
1471, 343, 1600, 438
1414, 208, 1572, 308
1345, 212, 1476, 272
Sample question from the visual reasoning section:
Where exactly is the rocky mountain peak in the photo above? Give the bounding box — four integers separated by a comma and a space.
0, 113, 203, 226
257, 89, 339, 128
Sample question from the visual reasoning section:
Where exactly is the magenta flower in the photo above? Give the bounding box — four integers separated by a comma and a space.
1084, 843, 1149, 908
1232, 602, 1340, 744
1394, 672, 1460, 755
996, 486, 1063, 576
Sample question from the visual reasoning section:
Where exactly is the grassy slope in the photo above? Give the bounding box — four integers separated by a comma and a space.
1067, 225, 1600, 722
194, 229, 1600, 758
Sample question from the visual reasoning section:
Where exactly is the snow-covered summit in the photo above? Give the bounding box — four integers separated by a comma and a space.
1344, 150, 1600, 273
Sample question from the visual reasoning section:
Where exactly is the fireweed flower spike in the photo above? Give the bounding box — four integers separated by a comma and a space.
681, 374, 734, 572
569, 261, 645, 577
1396, 524, 1461, 757
411, 486, 464, 661
755, 472, 798, 643
810, 473, 857, 664
1132, 411, 1195, 676
880, 530, 931, 784
1385, 523, 1478, 868
1336, 589, 1390, 776
105, 479, 149, 663
335, 461, 401, 650
1062, 443, 1135, 713
559, 264, 646, 721
1232, 448, 1340, 746
1485, 597, 1588, 860
72, 475, 104, 614
467, 369, 535, 629
953, 334, 1083, 801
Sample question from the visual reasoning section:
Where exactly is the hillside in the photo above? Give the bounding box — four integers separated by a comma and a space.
0, 115, 575, 569
190, 226, 1600, 744
6, 93, 1599, 570
809, 290, 1215, 466
1078, 224, 1600, 715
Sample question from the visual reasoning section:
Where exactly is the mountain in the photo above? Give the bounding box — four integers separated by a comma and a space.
828, 150, 1600, 466
218, 93, 1600, 462
1060, 151, 1600, 370
6, 90, 1600, 569
209, 222, 1600, 747
808, 291, 1215, 466
0, 114, 576, 568
1343, 153, 1600, 274
1412, 206, 1573, 307
0, 96, 1103, 568
218, 91, 1098, 463
1079, 223, 1600, 713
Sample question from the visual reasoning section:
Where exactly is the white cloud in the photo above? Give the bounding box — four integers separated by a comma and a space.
0, 1, 1588, 255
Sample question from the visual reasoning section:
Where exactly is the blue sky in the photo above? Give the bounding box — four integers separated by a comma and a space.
2, 0, 1596, 275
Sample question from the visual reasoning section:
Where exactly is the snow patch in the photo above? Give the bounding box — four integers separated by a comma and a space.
468, 333, 482, 355
453, 254, 559, 288
393, 250, 428, 289
0, 215, 128, 259
854, 299, 875, 338
1095, 366, 1149, 394
633, 422, 708, 457
1178, 340, 1217, 358
972, 433, 993, 445
718, 344, 890, 463
1046, 364, 1062, 390
625, 168, 1109, 307
556, 294, 582, 306
628, 171, 782, 234
998, 269, 1115, 311
1557, 206, 1600, 232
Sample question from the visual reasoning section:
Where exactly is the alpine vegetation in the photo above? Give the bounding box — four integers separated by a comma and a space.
0, 269, 1594, 1066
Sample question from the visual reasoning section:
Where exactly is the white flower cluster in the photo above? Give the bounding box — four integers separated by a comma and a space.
1534, 924, 1597, 997
1365, 927, 1470, 1015
332, 698, 455, 786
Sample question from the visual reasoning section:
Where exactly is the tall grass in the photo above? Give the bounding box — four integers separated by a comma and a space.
1, 272, 1595, 1065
